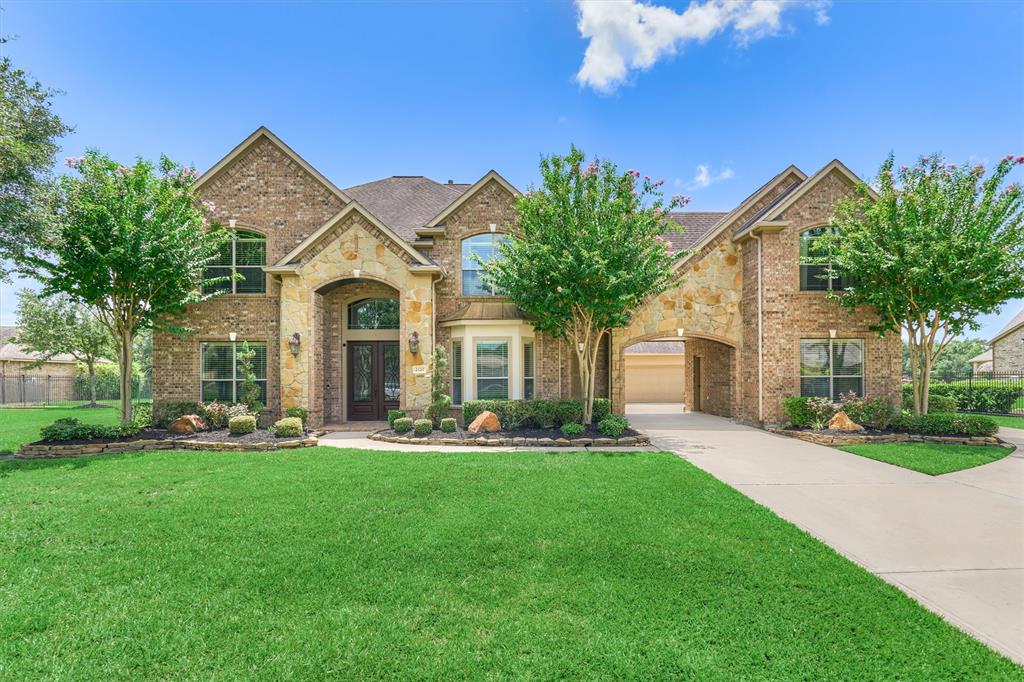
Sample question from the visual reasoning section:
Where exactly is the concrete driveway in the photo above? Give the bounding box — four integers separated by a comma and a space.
626, 404, 1024, 664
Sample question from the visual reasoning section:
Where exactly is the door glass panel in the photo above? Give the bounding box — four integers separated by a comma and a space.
352, 345, 373, 402
383, 343, 400, 401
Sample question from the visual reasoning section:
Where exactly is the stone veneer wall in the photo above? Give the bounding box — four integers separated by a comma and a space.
683, 337, 735, 417
992, 327, 1024, 373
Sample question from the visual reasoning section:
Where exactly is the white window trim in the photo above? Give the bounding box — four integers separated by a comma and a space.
473, 337, 510, 401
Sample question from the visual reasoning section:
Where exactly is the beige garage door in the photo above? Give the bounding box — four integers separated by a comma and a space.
625, 353, 685, 403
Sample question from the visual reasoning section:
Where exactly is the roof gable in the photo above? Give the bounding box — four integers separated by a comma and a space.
344, 176, 469, 242
421, 170, 520, 231
194, 126, 351, 204
992, 307, 1024, 344
757, 159, 873, 224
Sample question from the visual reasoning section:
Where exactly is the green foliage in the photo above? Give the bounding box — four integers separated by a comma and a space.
838, 393, 899, 430
560, 422, 585, 437
131, 403, 153, 429
592, 398, 612, 423
816, 153, 1024, 415
39, 417, 139, 442
386, 409, 406, 427
413, 419, 433, 437
900, 381, 1024, 413
198, 401, 230, 428
0, 55, 72, 276
901, 392, 958, 413
902, 338, 988, 377
426, 344, 451, 426
285, 407, 308, 426
17, 150, 231, 422
273, 417, 303, 437
598, 415, 630, 438
392, 417, 413, 434
74, 363, 141, 401
483, 147, 684, 423
462, 399, 584, 430
781, 396, 837, 430
228, 415, 257, 435
153, 401, 203, 428
236, 341, 262, 413
891, 413, 998, 438
440, 417, 457, 433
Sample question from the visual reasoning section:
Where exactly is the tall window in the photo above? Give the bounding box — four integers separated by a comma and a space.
201, 342, 267, 403
523, 341, 535, 400
800, 227, 850, 292
461, 233, 507, 296
204, 230, 267, 294
348, 298, 399, 329
451, 340, 463, 405
800, 338, 863, 400
475, 340, 508, 399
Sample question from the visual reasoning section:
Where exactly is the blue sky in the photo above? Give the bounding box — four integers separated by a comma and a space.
1, 0, 1022, 338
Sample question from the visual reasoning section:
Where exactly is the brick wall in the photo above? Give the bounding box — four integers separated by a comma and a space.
684, 337, 735, 417
993, 328, 1024, 372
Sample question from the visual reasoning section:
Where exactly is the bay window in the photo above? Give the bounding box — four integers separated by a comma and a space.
475, 340, 509, 399
451, 340, 463, 405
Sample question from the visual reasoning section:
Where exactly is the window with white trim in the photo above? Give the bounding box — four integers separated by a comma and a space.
204, 230, 267, 294
523, 341, 535, 400
451, 340, 463, 405
800, 338, 863, 401
461, 233, 507, 296
475, 340, 508, 399
200, 342, 267, 403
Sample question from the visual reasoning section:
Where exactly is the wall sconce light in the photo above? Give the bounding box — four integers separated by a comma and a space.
488, 223, 497, 233
829, 329, 837, 339
353, 268, 361, 279
228, 332, 237, 342
288, 332, 301, 356
676, 327, 685, 338
408, 331, 420, 355
228, 218, 237, 229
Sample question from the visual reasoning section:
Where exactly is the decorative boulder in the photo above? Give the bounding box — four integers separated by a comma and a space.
169, 414, 208, 434
467, 410, 501, 433
828, 411, 864, 432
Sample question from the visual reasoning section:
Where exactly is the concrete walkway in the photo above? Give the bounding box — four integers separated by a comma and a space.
626, 404, 1024, 664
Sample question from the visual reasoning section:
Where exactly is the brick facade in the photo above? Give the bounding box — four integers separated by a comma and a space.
992, 326, 1024, 372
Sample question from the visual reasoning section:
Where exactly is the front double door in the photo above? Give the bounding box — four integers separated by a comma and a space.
347, 341, 400, 421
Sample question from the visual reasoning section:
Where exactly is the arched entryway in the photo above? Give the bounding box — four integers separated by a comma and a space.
622, 339, 686, 406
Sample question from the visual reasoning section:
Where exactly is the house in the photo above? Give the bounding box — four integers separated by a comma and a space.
152, 127, 901, 427
0, 326, 80, 378
990, 308, 1024, 373
624, 341, 686, 404
969, 349, 993, 375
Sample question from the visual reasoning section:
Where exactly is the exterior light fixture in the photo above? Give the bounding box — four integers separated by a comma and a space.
408, 331, 420, 355
228, 332, 237, 342
489, 223, 497, 233
228, 218, 237, 228
288, 332, 302, 356
829, 329, 837, 339
676, 327, 685, 337
577, 342, 585, 352
353, 268, 361, 279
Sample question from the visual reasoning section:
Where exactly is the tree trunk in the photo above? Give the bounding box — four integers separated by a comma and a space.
87, 360, 97, 407
119, 329, 134, 422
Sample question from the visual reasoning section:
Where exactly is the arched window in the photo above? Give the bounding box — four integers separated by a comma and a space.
461, 233, 507, 296
348, 298, 400, 330
799, 227, 850, 292
204, 230, 266, 294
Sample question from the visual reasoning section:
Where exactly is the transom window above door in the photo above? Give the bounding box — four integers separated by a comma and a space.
348, 298, 400, 330
461, 233, 507, 296
203, 230, 266, 295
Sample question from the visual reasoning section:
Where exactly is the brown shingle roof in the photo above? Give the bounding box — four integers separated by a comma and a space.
342, 176, 470, 243
664, 212, 729, 253
992, 306, 1024, 343
625, 341, 686, 354
438, 301, 529, 323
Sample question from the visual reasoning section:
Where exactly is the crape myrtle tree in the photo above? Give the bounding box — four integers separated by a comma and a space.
13, 290, 113, 406
483, 146, 686, 424
810, 153, 1024, 415
18, 152, 231, 421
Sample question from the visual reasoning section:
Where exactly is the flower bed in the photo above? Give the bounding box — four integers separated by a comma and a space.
770, 428, 1002, 448
370, 422, 651, 448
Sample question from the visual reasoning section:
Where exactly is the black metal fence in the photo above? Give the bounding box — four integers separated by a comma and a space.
910, 371, 1024, 416
0, 373, 152, 407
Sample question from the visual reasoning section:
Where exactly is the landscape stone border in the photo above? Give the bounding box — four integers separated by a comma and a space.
770, 428, 1006, 448
16, 436, 320, 460
368, 431, 651, 448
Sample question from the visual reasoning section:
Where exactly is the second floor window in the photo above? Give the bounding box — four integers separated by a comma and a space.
461, 233, 507, 296
204, 230, 267, 294
799, 227, 850, 292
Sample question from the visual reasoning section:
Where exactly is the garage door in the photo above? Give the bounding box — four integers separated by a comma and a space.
625, 353, 685, 403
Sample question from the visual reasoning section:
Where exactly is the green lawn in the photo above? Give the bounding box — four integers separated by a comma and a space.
839, 442, 1014, 475
0, 404, 125, 455
991, 414, 1024, 430
0, 448, 1017, 679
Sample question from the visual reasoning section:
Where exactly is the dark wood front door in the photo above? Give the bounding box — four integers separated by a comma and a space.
692, 356, 702, 412
347, 341, 400, 421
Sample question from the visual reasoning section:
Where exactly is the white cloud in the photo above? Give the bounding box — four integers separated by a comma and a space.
687, 164, 735, 189
575, 0, 830, 93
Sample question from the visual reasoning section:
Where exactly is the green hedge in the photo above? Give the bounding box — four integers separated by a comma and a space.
74, 363, 142, 400
40, 417, 140, 442
598, 415, 630, 438
462, 399, 585, 430
902, 381, 1024, 414
891, 412, 998, 438
392, 417, 413, 434
273, 417, 303, 437
228, 415, 257, 435
153, 401, 203, 428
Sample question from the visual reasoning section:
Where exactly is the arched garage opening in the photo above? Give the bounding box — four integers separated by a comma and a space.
623, 340, 686, 407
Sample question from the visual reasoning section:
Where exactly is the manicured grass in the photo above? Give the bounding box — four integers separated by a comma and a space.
0, 404, 124, 455
839, 442, 1013, 475
990, 414, 1024, 430
0, 448, 1017, 679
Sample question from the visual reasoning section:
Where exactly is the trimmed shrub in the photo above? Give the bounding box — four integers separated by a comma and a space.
132, 402, 153, 428
229, 415, 257, 435
900, 392, 959, 414
561, 422, 585, 437
839, 393, 899, 430
40, 418, 139, 442
891, 412, 998, 437
285, 407, 309, 426
462, 399, 589, 430
154, 401, 202, 428
440, 417, 457, 433
392, 417, 413, 434
592, 398, 612, 423
598, 415, 630, 438
782, 397, 816, 428
553, 400, 584, 427
273, 417, 303, 437
901, 381, 1024, 414
387, 409, 406, 427
199, 401, 230, 429
413, 418, 433, 437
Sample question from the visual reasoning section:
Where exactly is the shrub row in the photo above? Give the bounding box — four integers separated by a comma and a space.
153, 401, 259, 429
902, 382, 1024, 414
463, 398, 611, 430
598, 414, 630, 438
782, 395, 998, 437
891, 412, 998, 438
40, 417, 141, 443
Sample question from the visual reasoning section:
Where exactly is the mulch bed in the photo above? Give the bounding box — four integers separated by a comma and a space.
30, 427, 309, 448
378, 424, 642, 440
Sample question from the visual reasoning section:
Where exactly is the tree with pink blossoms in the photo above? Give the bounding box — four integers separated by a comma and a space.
482, 146, 686, 424
807, 153, 1024, 415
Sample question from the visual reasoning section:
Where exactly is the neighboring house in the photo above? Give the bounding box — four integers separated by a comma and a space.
624, 341, 685, 404
0, 326, 80, 377
153, 127, 900, 427
969, 349, 993, 375
990, 308, 1024, 373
